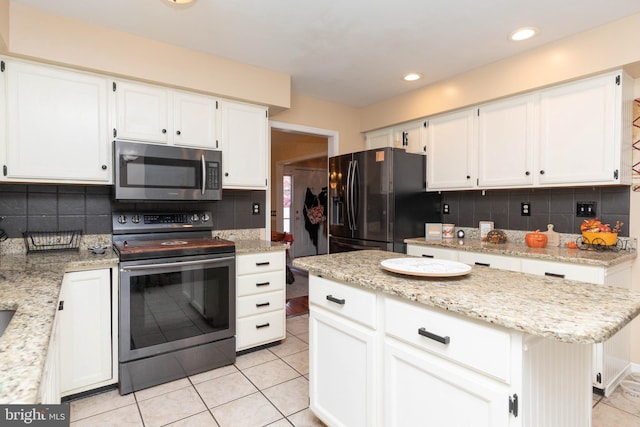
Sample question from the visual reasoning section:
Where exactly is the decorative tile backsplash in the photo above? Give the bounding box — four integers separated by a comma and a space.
441, 186, 630, 236
0, 184, 266, 239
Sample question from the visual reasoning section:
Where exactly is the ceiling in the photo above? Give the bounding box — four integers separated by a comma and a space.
10, 0, 640, 107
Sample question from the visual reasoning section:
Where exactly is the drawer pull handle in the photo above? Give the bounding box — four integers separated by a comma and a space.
256, 261, 271, 266
256, 282, 270, 287
474, 262, 490, 267
421, 254, 434, 258
418, 327, 450, 345
544, 272, 565, 279
256, 322, 270, 329
326, 295, 345, 305
256, 302, 270, 308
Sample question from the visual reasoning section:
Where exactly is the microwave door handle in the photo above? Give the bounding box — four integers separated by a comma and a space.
201, 154, 206, 195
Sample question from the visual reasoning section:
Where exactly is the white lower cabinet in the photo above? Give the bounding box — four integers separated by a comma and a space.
406, 242, 632, 395
310, 274, 596, 426
38, 311, 61, 404
58, 268, 118, 397
384, 338, 508, 427
235, 251, 286, 351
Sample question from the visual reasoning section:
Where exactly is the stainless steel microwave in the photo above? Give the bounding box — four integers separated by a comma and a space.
114, 140, 222, 201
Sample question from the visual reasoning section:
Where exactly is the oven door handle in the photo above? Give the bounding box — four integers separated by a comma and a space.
121, 256, 235, 272
201, 154, 206, 195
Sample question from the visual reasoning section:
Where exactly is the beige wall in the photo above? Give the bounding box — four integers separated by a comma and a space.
270, 93, 364, 155
361, 13, 640, 132
0, 0, 8, 52
6, 3, 290, 109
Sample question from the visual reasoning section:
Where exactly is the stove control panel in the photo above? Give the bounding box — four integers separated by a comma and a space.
113, 211, 213, 233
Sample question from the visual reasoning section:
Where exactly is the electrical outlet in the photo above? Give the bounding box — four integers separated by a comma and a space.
442, 203, 450, 214
521, 202, 531, 216
576, 202, 596, 217
252, 202, 261, 215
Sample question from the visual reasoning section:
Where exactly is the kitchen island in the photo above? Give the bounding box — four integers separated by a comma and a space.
293, 250, 640, 427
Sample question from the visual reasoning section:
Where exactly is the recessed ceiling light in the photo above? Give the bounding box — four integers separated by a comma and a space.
403, 73, 421, 82
165, 0, 194, 4
510, 27, 538, 41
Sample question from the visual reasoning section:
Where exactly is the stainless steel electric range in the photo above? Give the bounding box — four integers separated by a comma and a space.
112, 211, 236, 395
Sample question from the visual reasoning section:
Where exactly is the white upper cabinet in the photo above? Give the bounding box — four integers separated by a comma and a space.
395, 119, 427, 154
426, 108, 476, 190
365, 128, 394, 150
114, 80, 219, 149
2, 59, 111, 184
219, 100, 268, 189
477, 94, 536, 188
537, 71, 629, 186
425, 70, 631, 191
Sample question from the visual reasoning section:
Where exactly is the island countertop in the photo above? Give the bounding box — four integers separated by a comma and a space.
293, 250, 640, 344
0, 250, 119, 404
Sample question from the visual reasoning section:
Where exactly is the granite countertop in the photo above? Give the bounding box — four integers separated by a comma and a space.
405, 237, 637, 267
0, 250, 119, 404
293, 250, 640, 345
233, 239, 288, 254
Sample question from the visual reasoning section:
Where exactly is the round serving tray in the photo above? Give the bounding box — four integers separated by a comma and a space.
380, 257, 472, 277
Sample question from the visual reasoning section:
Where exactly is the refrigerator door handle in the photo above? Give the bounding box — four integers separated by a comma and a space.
351, 159, 360, 231
346, 160, 353, 231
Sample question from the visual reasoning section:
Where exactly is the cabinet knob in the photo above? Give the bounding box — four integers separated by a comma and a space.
539, 170, 545, 175
525, 171, 530, 176
161, 129, 167, 134
101, 165, 107, 170
176, 130, 181, 136
225, 172, 229, 177
466, 175, 471, 179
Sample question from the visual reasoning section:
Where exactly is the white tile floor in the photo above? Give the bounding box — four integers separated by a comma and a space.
68, 312, 640, 427
68, 314, 324, 427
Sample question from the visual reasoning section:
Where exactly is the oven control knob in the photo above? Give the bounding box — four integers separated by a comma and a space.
131, 215, 140, 224
117, 215, 127, 224
190, 213, 199, 223
201, 213, 210, 223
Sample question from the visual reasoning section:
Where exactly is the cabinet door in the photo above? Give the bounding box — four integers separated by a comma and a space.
538, 73, 618, 185
396, 120, 427, 154
365, 128, 394, 150
114, 80, 170, 144
5, 61, 111, 183
59, 269, 113, 395
384, 338, 510, 427
426, 109, 476, 190
310, 308, 377, 427
219, 100, 268, 189
478, 95, 535, 188
172, 91, 218, 149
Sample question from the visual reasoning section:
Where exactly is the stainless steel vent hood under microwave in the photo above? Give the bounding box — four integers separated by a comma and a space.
114, 140, 222, 201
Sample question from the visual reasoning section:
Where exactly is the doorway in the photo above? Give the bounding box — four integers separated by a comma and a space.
270, 122, 335, 259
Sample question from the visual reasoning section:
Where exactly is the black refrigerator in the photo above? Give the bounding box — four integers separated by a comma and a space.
328, 147, 442, 253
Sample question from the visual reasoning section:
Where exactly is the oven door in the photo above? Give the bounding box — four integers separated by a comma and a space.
119, 253, 235, 363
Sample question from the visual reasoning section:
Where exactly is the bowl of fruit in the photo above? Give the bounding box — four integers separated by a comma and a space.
580, 218, 623, 246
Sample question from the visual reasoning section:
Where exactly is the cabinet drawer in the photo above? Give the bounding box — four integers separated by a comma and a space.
406, 245, 458, 261
237, 290, 284, 318
237, 270, 284, 296
309, 276, 376, 329
236, 310, 285, 351
520, 259, 604, 284
237, 251, 285, 275
457, 251, 520, 272
384, 297, 512, 382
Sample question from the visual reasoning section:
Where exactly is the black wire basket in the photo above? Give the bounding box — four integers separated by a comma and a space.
23, 230, 83, 254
